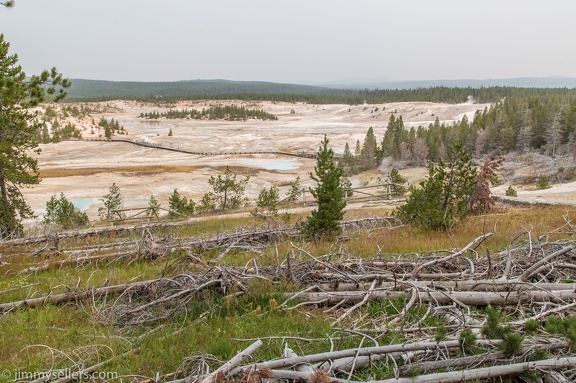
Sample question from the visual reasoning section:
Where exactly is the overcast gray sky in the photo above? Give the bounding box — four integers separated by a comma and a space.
1, 0, 575, 84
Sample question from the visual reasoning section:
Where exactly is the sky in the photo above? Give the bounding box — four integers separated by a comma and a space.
1, 0, 575, 84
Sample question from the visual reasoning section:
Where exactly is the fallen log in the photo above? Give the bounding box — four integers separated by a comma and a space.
266, 356, 576, 383
296, 289, 576, 306
397, 341, 570, 376
229, 340, 465, 375
199, 340, 263, 383
316, 280, 576, 293
20, 251, 135, 274
370, 356, 576, 383
0, 278, 160, 313
1, 220, 185, 246
1, 217, 401, 250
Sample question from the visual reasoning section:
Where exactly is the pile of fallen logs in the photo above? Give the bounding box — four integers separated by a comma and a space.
159, 233, 576, 383
163, 338, 576, 383
2, 223, 576, 382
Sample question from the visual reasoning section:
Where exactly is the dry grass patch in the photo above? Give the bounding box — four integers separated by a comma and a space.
39, 164, 264, 178
39, 165, 204, 178
359, 205, 576, 256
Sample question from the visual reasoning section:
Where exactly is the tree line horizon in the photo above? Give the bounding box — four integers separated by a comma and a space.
65, 78, 576, 105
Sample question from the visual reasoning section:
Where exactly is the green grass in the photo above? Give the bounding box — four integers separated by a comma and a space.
1, 204, 575, 378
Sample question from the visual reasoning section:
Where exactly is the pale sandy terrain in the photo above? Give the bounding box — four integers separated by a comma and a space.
26, 98, 566, 222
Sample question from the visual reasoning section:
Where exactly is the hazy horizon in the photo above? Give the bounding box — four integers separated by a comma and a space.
1, 0, 575, 84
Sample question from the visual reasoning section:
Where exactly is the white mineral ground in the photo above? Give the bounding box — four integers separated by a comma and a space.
22, 99, 576, 222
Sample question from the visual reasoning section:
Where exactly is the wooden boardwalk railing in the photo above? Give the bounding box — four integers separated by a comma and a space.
81, 138, 317, 158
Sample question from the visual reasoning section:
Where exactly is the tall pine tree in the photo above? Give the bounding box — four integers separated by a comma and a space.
0, 34, 69, 237
360, 126, 378, 170
300, 135, 346, 239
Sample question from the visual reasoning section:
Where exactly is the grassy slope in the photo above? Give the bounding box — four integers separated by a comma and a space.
1, 205, 575, 379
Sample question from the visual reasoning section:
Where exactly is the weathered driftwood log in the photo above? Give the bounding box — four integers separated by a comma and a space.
229, 340, 466, 375
283, 345, 316, 374
316, 280, 576, 293
199, 340, 263, 383
0, 278, 164, 313
1, 217, 400, 250
266, 356, 576, 383
369, 356, 576, 383
1, 221, 185, 246
296, 289, 576, 306
20, 251, 136, 274
397, 341, 570, 376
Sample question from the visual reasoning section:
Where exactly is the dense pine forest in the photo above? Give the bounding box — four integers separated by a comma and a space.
339, 94, 576, 176
66, 79, 576, 104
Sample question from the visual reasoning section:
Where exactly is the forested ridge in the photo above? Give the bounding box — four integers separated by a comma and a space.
66, 78, 576, 104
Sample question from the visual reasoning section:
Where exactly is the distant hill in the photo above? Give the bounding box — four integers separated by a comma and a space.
64, 78, 576, 104
322, 76, 576, 89
66, 79, 329, 100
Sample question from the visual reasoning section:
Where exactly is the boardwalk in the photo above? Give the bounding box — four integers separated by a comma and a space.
83, 138, 317, 159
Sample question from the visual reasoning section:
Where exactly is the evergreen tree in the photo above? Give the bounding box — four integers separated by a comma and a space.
360, 126, 378, 170
300, 135, 346, 239
168, 189, 183, 218
252, 185, 280, 220
104, 124, 112, 139
380, 114, 395, 158
196, 192, 217, 214
341, 142, 354, 175
167, 188, 194, 218
43, 193, 89, 229
395, 143, 477, 231
208, 166, 250, 211
51, 119, 61, 143
40, 122, 51, 144
561, 99, 576, 144
285, 176, 302, 203
545, 112, 562, 157
147, 195, 161, 219
530, 100, 550, 149
98, 183, 123, 221
387, 168, 408, 197
381, 114, 406, 160
392, 116, 407, 160
0, 34, 69, 238
354, 140, 361, 158
354, 140, 361, 173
